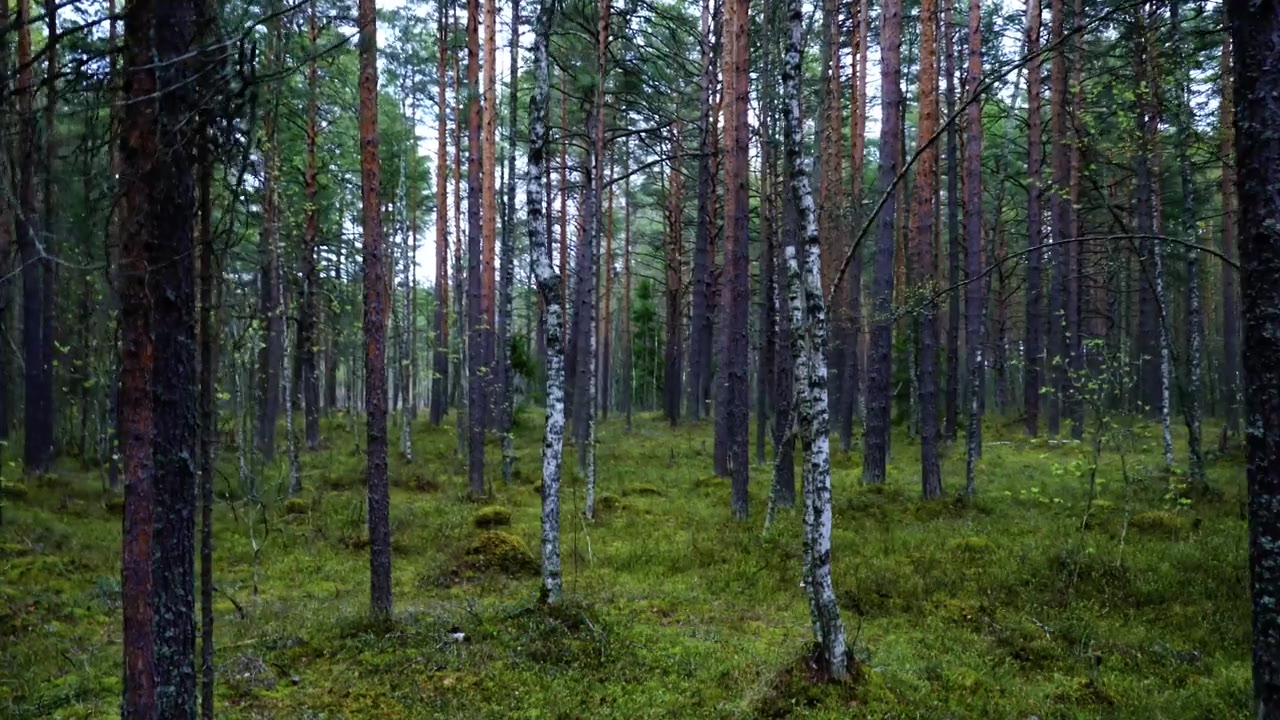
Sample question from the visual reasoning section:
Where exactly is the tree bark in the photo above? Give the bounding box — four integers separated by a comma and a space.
1220, 20, 1241, 438
912, 0, 944, 501
359, 0, 393, 618
300, 0, 322, 451
664, 124, 685, 426
1047, 0, 1070, 438
1230, 3, 1280, 716
529, 0, 563, 604
963, 0, 983, 494
783, 0, 848, 678
863, 0, 902, 485
724, 0, 751, 518
500, 0, 520, 484
944, 0, 961, 444
688, 0, 718, 422
467, 0, 487, 496
1023, 0, 1044, 437
432, 0, 451, 427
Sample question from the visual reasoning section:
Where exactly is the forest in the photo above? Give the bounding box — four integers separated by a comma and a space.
3, 0, 1280, 717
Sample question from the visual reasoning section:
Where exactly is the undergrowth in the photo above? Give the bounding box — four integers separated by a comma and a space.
0, 412, 1250, 718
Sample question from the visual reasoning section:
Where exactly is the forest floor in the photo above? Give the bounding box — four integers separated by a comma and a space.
1, 410, 1251, 718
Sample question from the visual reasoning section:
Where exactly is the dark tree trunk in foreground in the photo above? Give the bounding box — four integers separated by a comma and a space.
0, 2, 13, 450
256, 14, 284, 461
121, 0, 201, 715
1023, 0, 1044, 437
863, 0, 902, 485
359, 0, 392, 619
1046, 0, 1069, 437
500, 0, 520, 484
1230, 2, 1280, 715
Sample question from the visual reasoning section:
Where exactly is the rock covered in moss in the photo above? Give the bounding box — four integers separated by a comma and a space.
473, 505, 512, 529
461, 531, 538, 576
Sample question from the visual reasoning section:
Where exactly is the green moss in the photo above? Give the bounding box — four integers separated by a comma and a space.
473, 505, 512, 529
0, 542, 29, 558
460, 531, 538, 576
596, 494, 623, 511
1130, 510, 1190, 535
1048, 676, 1114, 707
2, 481, 29, 501
282, 497, 310, 516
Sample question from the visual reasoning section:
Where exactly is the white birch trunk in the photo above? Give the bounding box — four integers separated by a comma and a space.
279, 232, 302, 496
783, 0, 848, 681
1155, 247, 1174, 468
529, 0, 563, 602
400, 159, 415, 463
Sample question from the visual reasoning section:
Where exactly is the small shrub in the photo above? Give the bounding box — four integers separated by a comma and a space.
1130, 510, 1189, 536
0, 542, 29, 558
459, 531, 538, 576
282, 498, 309, 516
473, 505, 512, 529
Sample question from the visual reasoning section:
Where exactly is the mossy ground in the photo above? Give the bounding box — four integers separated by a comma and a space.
1, 411, 1250, 718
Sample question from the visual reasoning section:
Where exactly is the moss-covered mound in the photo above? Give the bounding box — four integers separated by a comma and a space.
282, 498, 310, 516
1130, 510, 1190, 536
460, 531, 538, 577
1, 481, 29, 501
472, 505, 512, 529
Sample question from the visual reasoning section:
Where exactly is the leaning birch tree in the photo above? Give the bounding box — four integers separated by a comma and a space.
528, 0, 563, 604
782, 0, 848, 682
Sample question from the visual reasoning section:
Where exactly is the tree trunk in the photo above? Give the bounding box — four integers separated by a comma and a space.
482, 0, 499, 426
623, 134, 634, 432
863, 0, 902, 485
1231, 3, 1280, 716
432, 0, 451, 427
467, 0, 487, 496
359, 0, 392, 618
783, 0, 849, 678
1046, 0, 1069, 438
529, 0, 563, 603
300, 1, 322, 451
256, 13, 284, 461
724, 0, 751, 518
1023, 0, 1044, 437
963, 0, 983, 493
688, 0, 717, 422
17, 0, 52, 474
664, 124, 685, 426
1169, 0, 1205, 488
0, 2, 12, 451
912, 0, 943, 501
500, 0, 520, 484
1220, 21, 1241, 438
944, 0, 961, 444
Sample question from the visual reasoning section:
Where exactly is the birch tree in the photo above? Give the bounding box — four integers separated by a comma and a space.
783, 0, 848, 681
529, 0, 563, 604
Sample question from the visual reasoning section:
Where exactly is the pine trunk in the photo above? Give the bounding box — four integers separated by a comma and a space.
359, 0, 393, 618
862, 0, 902, 485
1023, 0, 1044, 437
